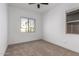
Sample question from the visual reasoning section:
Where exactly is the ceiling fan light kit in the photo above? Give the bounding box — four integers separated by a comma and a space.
28, 3, 48, 8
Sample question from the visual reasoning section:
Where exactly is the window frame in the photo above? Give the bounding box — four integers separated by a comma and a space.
20, 16, 36, 33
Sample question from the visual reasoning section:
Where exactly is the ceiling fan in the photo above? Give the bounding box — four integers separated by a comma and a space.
28, 3, 48, 8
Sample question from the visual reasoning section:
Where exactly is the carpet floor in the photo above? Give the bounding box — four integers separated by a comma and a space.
5, 40, 79, 56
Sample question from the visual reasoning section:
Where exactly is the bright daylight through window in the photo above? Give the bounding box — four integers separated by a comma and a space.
20, 17, 35, 32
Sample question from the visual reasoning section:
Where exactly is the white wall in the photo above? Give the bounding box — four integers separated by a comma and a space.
8, 5, 42, 45
0, 4, 8, 56
43, 3, 79, 53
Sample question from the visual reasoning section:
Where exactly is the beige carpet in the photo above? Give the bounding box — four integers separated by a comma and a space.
5, 40, 79, 56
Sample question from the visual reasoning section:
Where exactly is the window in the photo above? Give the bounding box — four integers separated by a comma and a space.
20, 17, 35, 32
66, 9, 79, 34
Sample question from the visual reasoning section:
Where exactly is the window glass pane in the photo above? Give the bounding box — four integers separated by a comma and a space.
21, 17, 28, 32
29, 19, 35, 32
21, 28, 26, 32
20, 17, 35, 32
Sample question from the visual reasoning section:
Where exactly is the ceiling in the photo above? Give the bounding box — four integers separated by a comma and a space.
8, 3, 59, 13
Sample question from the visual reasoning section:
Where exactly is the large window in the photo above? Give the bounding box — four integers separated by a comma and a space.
20, 17, 35, 32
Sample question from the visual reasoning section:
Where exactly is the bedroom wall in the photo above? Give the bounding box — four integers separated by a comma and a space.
43, 3, 79, 53
0, 3, 8, 55
8, 5, 42, 45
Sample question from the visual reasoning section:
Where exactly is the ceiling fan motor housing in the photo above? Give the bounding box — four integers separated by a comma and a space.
28, 3, 48, 8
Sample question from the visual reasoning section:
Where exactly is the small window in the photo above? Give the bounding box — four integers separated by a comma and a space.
20, 17, 35, 32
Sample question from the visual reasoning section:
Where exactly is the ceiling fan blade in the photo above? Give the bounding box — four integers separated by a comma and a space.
28, 3, 36, 5
40, 3, 48, 5
37, 4, 40, 8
